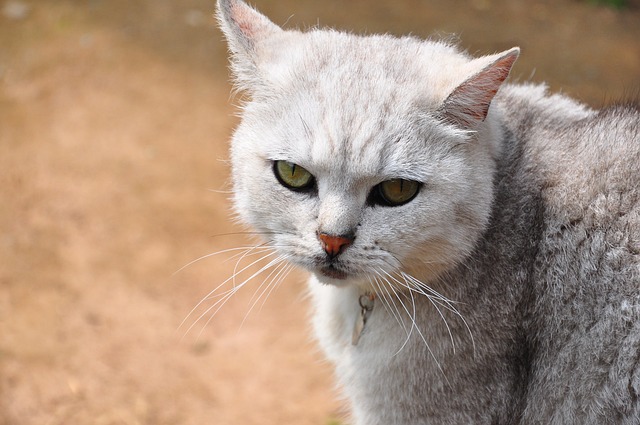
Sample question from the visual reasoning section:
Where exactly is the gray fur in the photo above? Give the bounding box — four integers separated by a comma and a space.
215, 1, 640, 423
332, 93, 640, 425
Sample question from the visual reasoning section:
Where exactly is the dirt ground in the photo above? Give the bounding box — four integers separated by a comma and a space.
0, 0, 638, 424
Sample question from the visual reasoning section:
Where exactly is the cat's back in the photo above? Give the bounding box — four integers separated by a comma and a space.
498, 84, 639, 233
498, 85, 640, 423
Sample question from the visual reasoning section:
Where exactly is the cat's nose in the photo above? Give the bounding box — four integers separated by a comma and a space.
318, 232, 355, 258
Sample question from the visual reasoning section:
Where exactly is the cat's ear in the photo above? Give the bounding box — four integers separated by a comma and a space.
216, 0, 283, 85
442, 48, 519, 129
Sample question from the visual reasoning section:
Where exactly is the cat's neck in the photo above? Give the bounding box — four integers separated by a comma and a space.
430, 93, 547, 302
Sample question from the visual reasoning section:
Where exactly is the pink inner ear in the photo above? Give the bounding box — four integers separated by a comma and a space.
231, 2, 257, 38
229, 0, 275, 40
443, 50, 519, 128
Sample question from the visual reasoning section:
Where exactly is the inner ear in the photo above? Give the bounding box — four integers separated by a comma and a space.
217, 0, 282, 52
441, 48, 519, 129
216, 0, 283, 86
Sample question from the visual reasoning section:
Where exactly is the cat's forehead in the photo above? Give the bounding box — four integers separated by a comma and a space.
265, 34, 463, 178
261, 95, 453, 184
239, 32, 475, 182
288, 32, 469, 104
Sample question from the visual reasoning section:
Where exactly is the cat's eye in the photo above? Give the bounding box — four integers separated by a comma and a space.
371, 179, 421, 207
273, 160, 315, 191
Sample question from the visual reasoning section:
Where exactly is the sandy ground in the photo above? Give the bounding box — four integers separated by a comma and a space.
1, 0, 639, 424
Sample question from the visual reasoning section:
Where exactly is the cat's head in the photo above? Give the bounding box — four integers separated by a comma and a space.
217, 0, 518, 291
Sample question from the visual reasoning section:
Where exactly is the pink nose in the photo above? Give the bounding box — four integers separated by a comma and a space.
318, 232, 354, 258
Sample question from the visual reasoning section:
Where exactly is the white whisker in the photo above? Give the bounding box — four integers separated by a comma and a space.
400, 274, 456, 354
382, 274, 416, 356
194, 253, 289, 338
369, 272, 409, 337
367, 266, 452, 384
173, 245, 269, 276
179, 248, 280, 335
231, 243, 275, 288
258, 263, 294, 311
386, 280, 449, 385
241, 255, 292, 326
401, 272, 476, 357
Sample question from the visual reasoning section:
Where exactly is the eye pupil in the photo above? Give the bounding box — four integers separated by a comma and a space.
371, 179, 421, 207
274, 160, 315, 192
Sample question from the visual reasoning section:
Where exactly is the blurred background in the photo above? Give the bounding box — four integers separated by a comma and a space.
0, 0, 638, 424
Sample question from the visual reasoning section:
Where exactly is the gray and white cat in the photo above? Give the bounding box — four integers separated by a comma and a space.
215, 0, 640, 423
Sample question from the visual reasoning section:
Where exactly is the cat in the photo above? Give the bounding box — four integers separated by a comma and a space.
215, 0, 640, 423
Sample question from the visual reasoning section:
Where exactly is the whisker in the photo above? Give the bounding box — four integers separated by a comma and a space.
369, 272, 409, 337
382, 274, 416, 356
402, 273, 464, 312
178, 248, 279, 333
223, 244, 277, 264
393, 287, 418, 355
173, 245, 270, 276
258, 263, 294, 312
378, 269, 448, 357
207, 230, 281, 239
387, 283, 451, 386
399, 274, 456, 354
230, 243, 291, 288
368, 266, 453, 384
401, 272, 476, 357
193, 254, 288, 338
245, 256, 288, 307
241, 255, 292, 326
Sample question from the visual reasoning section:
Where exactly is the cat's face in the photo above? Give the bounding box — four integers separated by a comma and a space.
218, 0, 517, 290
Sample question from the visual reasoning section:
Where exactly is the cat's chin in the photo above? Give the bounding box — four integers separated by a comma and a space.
314, 266, 353, 287
319, 265, 349, 280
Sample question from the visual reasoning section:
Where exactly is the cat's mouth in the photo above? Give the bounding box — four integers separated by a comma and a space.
319, 265, 349, 280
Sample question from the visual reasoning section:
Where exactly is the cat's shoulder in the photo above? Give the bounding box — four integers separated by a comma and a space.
497, 83, 639, 168
495, 83, 639, 229
498, 83, 594, 123
498, 83, 639, 135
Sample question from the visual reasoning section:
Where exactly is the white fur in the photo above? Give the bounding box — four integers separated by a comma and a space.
216, 1, 640, 424
221, 2, 509, 291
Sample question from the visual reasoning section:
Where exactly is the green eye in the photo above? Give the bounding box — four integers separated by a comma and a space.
376, 179, 421, 206
273, 160, 315, 191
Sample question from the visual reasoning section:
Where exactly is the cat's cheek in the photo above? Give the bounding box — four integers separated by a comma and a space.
231, 157, 285, 227
360, 199, 458, 275
250, 186, 317, 240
